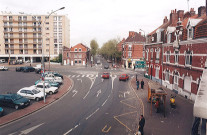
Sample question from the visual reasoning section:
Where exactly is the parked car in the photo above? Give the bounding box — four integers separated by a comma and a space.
44, 74, 63, 84
33, 64, 41, 70
119, 74, 129, 81
45, 72, 63, 79
23, 66, 35, 72
35, 80, 60, 88
0, 59, 5, 63
34, 83, 58, 95
97, 60, 101, 64
0, 66, 8, 71
0, 107, 3, 116
25, 60, 30, 63
104, 65, 109, 69
0, 94, 30, 110
17, 87, 45, 101
102, 72, 110, 79
16, 67, 25, 72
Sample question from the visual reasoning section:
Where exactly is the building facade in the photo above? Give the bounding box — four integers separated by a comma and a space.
63, 43, 90, 66
122, 31, 145, 69
0, 13, 70, 63
145, 6, 207, 101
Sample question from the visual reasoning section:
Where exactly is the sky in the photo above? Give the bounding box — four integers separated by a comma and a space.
0, 0, 205, 47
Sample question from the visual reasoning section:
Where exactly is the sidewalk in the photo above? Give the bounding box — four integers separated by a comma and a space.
0, 75, 73, 126
130, 76, 194, 135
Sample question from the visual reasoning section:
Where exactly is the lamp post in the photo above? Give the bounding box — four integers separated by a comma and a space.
42, 7, 65, 103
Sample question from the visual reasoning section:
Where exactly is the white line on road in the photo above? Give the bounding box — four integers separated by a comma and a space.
77, 78, 82, 83
72, 75, 75, 78
96, 89, 101, 97
82, 75, 85, 77
63, 123, 80, 135
72, 89, 78, 97
86, 108, 100, 120
102, 99, 108, 106
68, 75, 71, 77
76, 75, 80, 77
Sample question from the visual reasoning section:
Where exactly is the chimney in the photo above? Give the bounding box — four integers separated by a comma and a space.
139, 32, 141, 35
129, 31, 135, 37
198, 6, 206, 17
163, 16, 168, 24
190, 8, 195, 16
177, 10, 184, 21
170, 9, 178, 26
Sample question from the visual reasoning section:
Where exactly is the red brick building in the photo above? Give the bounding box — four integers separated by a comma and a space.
122, 31, 145, 69
145, 6, 207, 101
63, 43, 90, 66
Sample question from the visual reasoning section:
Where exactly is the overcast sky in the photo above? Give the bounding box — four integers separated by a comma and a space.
0, 0, 205, 47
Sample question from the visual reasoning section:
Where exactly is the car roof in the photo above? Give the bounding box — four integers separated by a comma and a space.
103, 72, 109, 74
20, 87, 37, 90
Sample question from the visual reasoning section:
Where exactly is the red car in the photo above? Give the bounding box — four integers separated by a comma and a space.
102, 72, 110, 79
119, 74, 129, 81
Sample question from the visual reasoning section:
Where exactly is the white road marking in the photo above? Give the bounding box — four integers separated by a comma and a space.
68, 75, 71, 77
77, 78, 82, 83
63, 123, 80, 135
96, 89, 101, 97
86, 75, 89, 77
111, 74, 117, 90
18, 123, 44, 135
96, 74, 98, 77
76, 75, 80, 77
86, 108, 100, 120
124, 91, 130, 98
82, 75, 85, 77
72, 75, 75, 78
72, 89, 78, 97
102, 99, 108, 106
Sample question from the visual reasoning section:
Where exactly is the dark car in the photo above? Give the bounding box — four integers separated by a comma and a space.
119, 74, 129, 81
0, 107, 3, 116
0, 94, 30, 110
16, 67, 25, 72
104, 65, 109, 69
23, 66, 35, 72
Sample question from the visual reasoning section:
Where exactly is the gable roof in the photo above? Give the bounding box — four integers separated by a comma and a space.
125, 32, 145, 43
71, 43, 89, 50
148, 21, 170, 36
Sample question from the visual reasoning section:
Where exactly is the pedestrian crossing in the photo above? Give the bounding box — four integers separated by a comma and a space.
68, 74, 117, 78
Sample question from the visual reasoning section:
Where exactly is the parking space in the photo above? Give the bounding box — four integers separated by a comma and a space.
0, 70, 41, 116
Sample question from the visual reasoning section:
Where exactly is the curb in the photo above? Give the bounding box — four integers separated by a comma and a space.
0, 75, 73, 127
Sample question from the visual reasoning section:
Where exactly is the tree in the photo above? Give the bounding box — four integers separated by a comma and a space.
90, 39, 99, 56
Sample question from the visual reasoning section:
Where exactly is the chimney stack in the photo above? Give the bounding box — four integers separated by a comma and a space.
178, 10, 184, 21
190, 8, 195, 16
198, 6, 206, 17
163, 16, 168, 24
129, 31, 135, 37
170, 9, 178, 26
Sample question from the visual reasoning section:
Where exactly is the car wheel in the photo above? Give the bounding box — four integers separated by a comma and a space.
35, 97, 40, 102
15, 105, 19, 110
119, 79, 121, 81
49, 91, 53, 95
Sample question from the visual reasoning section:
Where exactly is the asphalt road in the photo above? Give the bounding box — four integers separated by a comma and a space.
0, 57, 142, 135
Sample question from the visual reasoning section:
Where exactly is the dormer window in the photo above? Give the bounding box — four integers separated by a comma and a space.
167, 33, 172, 43
128, 45, 132, 51
157, 32, 161, 42
79, 48, 82, 52
75, 48, 77, 52
187, 27, 193, 40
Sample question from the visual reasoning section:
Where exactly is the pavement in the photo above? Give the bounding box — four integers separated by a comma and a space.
130, 76, 194, 135
0, 75, 73, 127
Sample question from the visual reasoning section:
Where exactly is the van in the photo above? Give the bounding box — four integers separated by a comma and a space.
0, 59, 5, 63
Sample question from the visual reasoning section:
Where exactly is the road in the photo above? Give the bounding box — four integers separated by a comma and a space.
0, 57, 143, 135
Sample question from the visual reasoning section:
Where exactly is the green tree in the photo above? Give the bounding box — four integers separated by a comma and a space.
90, 39, 99, 56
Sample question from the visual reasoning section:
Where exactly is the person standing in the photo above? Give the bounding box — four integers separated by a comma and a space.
141, 79, 144, 89
136, 80, 139, 90
139, 115, 145, 135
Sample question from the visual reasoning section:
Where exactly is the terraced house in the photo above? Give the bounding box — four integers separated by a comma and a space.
145, 6, 207, 101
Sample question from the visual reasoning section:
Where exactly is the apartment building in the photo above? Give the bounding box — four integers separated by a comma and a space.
0, 13, 70, 63
145, 6, 207, 101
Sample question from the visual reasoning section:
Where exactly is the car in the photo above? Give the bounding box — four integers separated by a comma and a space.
107, 60, 112, 63
119, 74, 129, 81
35, 80, 60, 88
104, 65, 109, 69
34, 83, 58, 95
0, 66, 8, 71
45, 72, 63, 79
97, 60, 101, 64
44, 74, 63, 84
102, 72, 110, 79
23, 66, 35, 72
17, 87, 45, 101
0, 59, 5, 63
33, 64, 41, 70
25, 60, 30, 63
0, 107, 3, 116
35, 68, 41, 74
0, 94, 30, 110
16, 67, 25, 72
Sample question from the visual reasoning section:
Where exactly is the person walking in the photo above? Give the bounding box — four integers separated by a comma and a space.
141, 79, 144, 89
138, 115, 145, 135
136, 80, 139, 90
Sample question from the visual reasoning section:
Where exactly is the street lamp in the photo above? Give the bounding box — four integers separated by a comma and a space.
42, 7, 65, 103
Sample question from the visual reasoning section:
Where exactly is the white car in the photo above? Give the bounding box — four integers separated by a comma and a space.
44, 74, 63, 84
33, 64, 41, 70
17, 87, 45, 101
34, 83, 58, 95
0, 66, 8, 71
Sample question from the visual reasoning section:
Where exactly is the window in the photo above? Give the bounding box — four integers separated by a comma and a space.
165, 70, 170, 82
166, 51, 170, 62
79, 54, 82, 58
59, 38, 62, 43
74, 54, 77, 58
46, 27, 49, 30
45, 22, 49, 24
155, 48, 160, 60
10, 49, 14, 54
24, 49, 28, 54
185, 51, 192, 66
46, 49, 49, 52
54, 22, 57, 26
175, 51, 179, 64
157, 32, 161, 42
53, 27, 57, 32
79, 48, 82, 52
174, 72, 179, 88
53, 16, 57, 21
19, 27, 22, 32
67, 53, 69, 57
150, 49, 153, 60
79, 60, 81, 63
128, 52, 132, 58
184, 76, 191, 92
75, 48, 77, 52
187, 27, 193, 40
45, 16, 49, 19
58, 16, 62, 21
155, 67, 159, 79
167, 33, 171, 43
128, 45, 132, 51
75, 60, 77, 63
59, 22, 62, 26
59, 27, 62, 32
54, 39, 57, 43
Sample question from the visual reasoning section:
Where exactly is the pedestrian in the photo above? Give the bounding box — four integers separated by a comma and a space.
141, 79, 144, 89
136, 79, 139, 90
138, 115, 145, 135
124, 64, 126, 69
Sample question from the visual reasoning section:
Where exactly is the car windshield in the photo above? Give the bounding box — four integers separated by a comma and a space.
32, 89, 40, 94
103, 73, 109, 75
12, 94, 23, 100
121, 75, 125, 77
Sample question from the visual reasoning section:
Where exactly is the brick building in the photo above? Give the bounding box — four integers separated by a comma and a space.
145, 6, 207, 101
122, 31, 145, 69
63, 43, 90, 66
